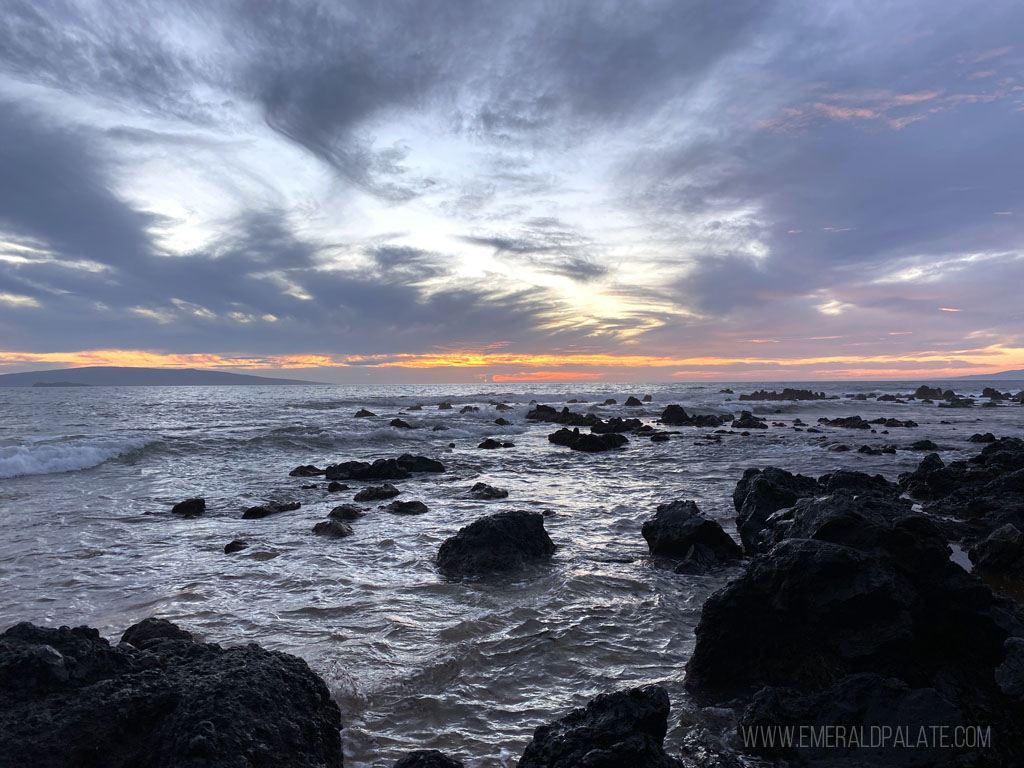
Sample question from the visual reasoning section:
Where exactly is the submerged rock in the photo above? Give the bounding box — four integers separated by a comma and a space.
327, 481, 350, 492
436, 510, 555, 576
641, 500, 742, 570
354, 408, 376, 417
224, 539, 249, 554
0, 620, 343, 768
171, 498, 205, 516
383, 500, 428, 515
518, 685, 682, 768
313, 520, 354, 538
241, 501, 300, 519
290, 465, 325, 477
526, 404, 602, 428
328, 504, 367, 521
478, 438, 514, 449
390, 418, 413, 429
470, 482, 509, 500
353, 483, 400, 502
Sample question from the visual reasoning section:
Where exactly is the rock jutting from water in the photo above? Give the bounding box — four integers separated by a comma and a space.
0, 619, 343, 768
548, 428, 629, 452
242, 500, 301, 519
738, 388, 826, 401
518, 685, 683, 768
436, 510, 555, 577
684, 464, 1024, 766
641, 500, 742, 573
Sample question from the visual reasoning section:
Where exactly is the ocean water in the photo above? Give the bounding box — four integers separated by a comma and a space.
1, 380, 1023, 766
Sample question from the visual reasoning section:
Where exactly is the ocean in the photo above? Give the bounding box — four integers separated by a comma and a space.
2, 380, 1022, 766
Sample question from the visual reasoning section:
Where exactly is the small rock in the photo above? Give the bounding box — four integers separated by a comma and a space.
354, 409, 376, 418
241, 501, 301, 519
354, 484, 400, 501
313, 520, 354, 538
329, 504, 367, 520
624, 396, 643, 406
390, 418, 412, 429
327, 481, 350, 492
224, 539, 249, 554
393, 750, 465, 768
171, 498, 205, 516
289, 465, 324, 477
470, 482, 509, 499
437, 510, 555, 576
383, 500, 428, 515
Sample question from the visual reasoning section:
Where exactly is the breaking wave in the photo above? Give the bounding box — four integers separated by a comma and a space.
0, 436, 156, 479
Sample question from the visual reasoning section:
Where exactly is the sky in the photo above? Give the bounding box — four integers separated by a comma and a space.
0, 0, 1022, 383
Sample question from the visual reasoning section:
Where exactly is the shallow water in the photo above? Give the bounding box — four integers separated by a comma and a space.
1, 380, 1022, 765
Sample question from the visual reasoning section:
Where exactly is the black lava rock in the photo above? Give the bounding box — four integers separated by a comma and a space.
313, 520, 354, 538
353, 484, 400, 502
641, 500, 742, 569
393, 751, 464, 768
383, 500, 428, 515
518, 685, 682, 768
436, 510, 555, 577
171, 498, 205, 516
0, 621, 343, 768
242, 501, 301, 519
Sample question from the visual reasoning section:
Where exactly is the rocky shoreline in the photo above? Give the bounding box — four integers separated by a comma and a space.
3, 387, 1024, 766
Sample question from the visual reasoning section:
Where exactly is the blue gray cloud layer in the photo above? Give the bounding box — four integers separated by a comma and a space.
0, 0, 1021, 374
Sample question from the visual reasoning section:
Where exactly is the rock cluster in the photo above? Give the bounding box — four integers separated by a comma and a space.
0, 620, 343, 768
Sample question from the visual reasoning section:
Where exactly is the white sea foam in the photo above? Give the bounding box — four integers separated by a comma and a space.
0, 436, 153, 479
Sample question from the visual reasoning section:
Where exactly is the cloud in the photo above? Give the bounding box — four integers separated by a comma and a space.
0, 0, 1022, 378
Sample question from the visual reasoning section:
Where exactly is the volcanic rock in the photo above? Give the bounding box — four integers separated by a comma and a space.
171, 498, 205, 516
0, 620, 343, 768
436, 510, 555, 577
242, 501, 300, 519
518, 685, 682, 768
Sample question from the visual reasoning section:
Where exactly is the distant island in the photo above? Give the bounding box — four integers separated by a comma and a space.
945, 369, 1024, 381
0, 366, 323, 387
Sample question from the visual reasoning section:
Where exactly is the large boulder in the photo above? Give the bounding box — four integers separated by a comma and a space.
436, 511, 555, 577
686, 486, 1024, 764
0, 620, 342, 768
732, 467, 820, 553
518, 685, 682, 768
641, 501, 742, 569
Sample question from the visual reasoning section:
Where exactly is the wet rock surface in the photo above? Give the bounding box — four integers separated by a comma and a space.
354, 483, 400, 501
518, 684, 682, 768
436, 510, 555, 577
171, 497, 205, 516
0, 620, 343, 768
687, 470, 1024, 766
548, 428, 629, 452
641, 500, 742, 570
242, 500, 301, 519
